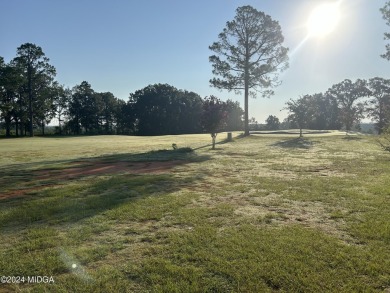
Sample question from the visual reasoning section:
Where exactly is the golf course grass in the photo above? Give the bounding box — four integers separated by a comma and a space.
0, 132, 389, 292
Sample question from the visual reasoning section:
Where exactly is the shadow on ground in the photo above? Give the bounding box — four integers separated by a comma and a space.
271, 137, 314, 149
250, 130, 331, 135
0, 172, 206, 229
0, 148, 210, 200
342, 136, 363, 141
192, 137, 235, 150
0, 148, 212, 228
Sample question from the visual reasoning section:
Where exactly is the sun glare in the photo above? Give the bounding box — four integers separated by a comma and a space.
307, 2, 341, 37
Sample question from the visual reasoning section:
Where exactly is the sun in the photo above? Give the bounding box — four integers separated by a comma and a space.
307, 2, 341, 37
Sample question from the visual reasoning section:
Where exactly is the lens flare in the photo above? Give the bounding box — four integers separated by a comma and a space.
307, 3, 341, 37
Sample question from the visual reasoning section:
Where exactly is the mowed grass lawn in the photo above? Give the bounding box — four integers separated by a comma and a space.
0, 132, 389, 292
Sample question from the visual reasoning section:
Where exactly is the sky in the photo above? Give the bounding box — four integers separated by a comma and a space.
1, 0, 389, 123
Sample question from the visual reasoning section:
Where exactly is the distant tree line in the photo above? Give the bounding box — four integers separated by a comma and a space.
284, 78, 390, 136
2, 43, 390, 138
0, 43, 244, 137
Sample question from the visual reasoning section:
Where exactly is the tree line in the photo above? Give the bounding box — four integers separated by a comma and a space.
285, 78, 390, 136
3, 3, 390, 138
0, 43, 244, 137
1, 43, 390, 139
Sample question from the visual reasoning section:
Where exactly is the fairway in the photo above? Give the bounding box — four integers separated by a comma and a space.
1, 133, 389, 292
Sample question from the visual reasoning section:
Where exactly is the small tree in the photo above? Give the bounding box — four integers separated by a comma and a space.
265, 115, 280, 130
201, 96, 227, 149
284, 96, 314, 137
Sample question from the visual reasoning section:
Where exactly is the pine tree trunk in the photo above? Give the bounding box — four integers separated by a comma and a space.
244, 84, 249, 136
244, 51, 250, 136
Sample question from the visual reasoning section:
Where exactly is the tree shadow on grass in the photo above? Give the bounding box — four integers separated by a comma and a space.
271, 137, 314, 149
342, 136, 363, 141
250, 130, 331, 135
0, 171, 206, 230
0, 148, 210, 203
192, 139, 233, 151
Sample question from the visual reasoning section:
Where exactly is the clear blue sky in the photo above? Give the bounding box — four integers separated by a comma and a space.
1, 0, 389, 123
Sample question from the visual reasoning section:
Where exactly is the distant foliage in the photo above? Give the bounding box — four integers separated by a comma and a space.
129, 83, 203, 136
65, 81, 122, 135
304, 93, 341, 130
367, 77, 390, 134
265, 115, 280, 130
326, 79, 369, 133
0, 43, 57, 137
283, 78, 381, 135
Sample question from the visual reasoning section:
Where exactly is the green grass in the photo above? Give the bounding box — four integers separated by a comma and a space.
0, 132, 390, 292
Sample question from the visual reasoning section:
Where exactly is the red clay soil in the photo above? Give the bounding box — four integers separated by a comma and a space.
0, 160, 188, 200
35, 160, 188, 179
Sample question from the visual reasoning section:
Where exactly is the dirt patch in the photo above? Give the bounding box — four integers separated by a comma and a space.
0, 160, 189, 200
35, 160, 188, 180
0, 186, 47, 200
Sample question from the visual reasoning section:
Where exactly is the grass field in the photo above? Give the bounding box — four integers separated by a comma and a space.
0, 132, 389, 292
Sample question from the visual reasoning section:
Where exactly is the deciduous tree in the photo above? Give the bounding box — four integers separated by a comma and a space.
98, 92, 118, 134
68, 81, 99, 134
265, 115, 280, 130
35, 81, 60, 135
367, 77, 390, 134
326, 79, 369, 133
305, 93, 341, 130
116, 100, 136, 135
129, 84, 203, 135
284, 95, 314, 137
